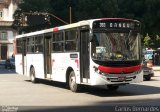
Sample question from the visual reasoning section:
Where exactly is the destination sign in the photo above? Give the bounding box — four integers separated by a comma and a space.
93, 20, 140, 30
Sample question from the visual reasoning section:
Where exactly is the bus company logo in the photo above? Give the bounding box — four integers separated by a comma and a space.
1, 106, 18, 112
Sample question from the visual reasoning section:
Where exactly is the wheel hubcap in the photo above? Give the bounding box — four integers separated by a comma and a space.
70, 74, 76, 89
31, 74, 34, 81
30, 69, 34, 82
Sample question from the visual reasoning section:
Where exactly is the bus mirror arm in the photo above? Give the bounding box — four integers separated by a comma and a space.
89, 33, 93, 42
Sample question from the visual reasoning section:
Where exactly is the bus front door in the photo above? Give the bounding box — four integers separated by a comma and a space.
80, 30, 90, 82
44, 33, 52, 79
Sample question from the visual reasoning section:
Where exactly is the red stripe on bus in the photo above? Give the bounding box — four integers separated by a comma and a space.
53, 27, 59, 32
52, 59, 55, 66
100, 18, 134, 21
98, 65, 141, 74
75, 59, 79, 68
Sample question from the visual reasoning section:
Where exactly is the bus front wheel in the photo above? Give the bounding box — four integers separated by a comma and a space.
30, 67, 37, 83
69, 71, 80, 92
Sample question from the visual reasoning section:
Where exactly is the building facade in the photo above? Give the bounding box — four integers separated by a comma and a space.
0, 0, 20, 60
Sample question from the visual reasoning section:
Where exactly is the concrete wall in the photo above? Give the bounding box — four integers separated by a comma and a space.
2, 0, 18, 21
0, 0, 18, 60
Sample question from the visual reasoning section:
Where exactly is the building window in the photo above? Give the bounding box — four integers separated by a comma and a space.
0, 32, 7, 40
0, 11, 3, 18
0, 0, 5, 3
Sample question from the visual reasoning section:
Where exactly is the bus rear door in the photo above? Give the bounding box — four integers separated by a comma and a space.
44, 33, 52, 79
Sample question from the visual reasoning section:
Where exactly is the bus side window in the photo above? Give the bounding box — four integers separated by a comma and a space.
27, 37, 35, 53
65, 30, 77, 51
52, 32, 64, 52
16, 39, 22, 54
35, 35, 43, 53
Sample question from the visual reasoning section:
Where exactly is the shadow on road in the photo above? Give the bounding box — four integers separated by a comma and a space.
25, 79, 67, 90
17, 102, 160, 112
83, 84, 160, 97
24, 78, 160, 97
0, 67, 16, 74
17, 106, 116, 112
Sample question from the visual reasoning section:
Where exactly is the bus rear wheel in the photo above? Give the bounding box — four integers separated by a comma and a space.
30, 67, 37, 83
69, 71, 80, 92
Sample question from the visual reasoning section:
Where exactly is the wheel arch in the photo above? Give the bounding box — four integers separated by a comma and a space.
29, 65, 34, 75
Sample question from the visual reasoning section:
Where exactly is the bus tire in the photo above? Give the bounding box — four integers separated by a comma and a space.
69, 71, 80, 92
145, 76, 151, 81
107, 85, 119, 91
30, 67, 37, 83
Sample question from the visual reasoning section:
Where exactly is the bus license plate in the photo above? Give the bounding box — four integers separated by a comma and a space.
118, 77, 126, 81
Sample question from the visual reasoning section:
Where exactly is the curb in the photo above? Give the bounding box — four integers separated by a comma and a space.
153, 69, 160, 71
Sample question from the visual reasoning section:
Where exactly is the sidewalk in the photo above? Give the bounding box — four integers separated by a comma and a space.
152, 66, 160, 77
152, 66, 160, 71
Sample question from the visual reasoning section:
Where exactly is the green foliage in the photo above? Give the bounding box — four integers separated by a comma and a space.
144, 34, 151, 47
155, 35, 160, 48
18, 0, 51, 12
49, 0, 68, 20
74, 0, 118, 21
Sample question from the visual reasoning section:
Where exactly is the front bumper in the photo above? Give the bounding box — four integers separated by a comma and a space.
91, 70, 143, 86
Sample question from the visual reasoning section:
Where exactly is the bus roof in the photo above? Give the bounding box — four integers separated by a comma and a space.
16, 18, 139, 39
16, 20, 90, 38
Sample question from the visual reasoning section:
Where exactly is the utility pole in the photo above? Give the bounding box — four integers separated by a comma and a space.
68, 0, 72, 24
69, 6, 72, 24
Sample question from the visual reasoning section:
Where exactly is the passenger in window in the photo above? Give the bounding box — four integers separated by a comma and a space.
36, 47, 39, 53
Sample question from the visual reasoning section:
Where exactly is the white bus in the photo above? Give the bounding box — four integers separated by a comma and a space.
15, 18, 143, 92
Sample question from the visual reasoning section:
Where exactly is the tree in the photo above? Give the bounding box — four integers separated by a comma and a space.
143, 0, 160, 35
18, 0, 51, 12
144, 34, 151, 48
155, 35, 160, 48
74, 0, 118, 21
12, 0, 64, 33
12, 0, 160, 48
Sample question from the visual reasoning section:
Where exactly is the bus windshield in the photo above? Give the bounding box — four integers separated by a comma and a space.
91, 31, 140, 61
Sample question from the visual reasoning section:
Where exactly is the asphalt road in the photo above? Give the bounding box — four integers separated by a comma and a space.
0, 66, 160, 112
